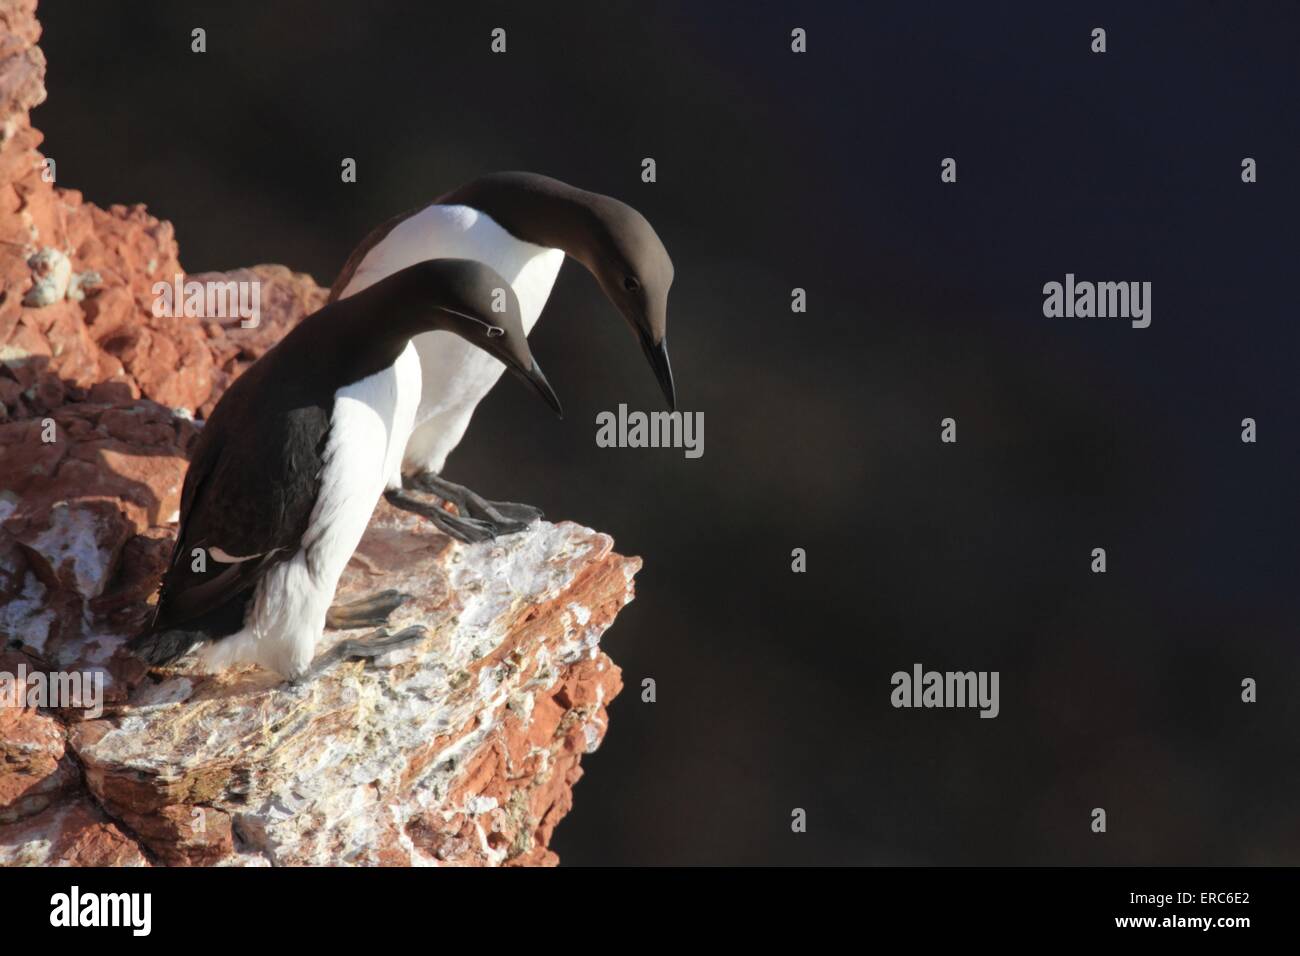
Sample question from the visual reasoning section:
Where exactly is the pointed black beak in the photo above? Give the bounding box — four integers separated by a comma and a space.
519, 360, 563, 419
640, 333, 677, 411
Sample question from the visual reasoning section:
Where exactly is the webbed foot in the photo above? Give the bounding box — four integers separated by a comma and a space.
325, 589, 408, 630
405, 472, 542, 532
299, 625, 429, 682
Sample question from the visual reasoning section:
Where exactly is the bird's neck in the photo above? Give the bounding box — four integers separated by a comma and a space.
445, 176, 606, 273
332, 270, 451, 349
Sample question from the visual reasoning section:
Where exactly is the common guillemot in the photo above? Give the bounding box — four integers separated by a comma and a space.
330, 171, 675, 541
128, 259, 560, 681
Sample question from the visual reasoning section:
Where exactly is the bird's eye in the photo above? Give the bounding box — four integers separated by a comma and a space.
623, 275, 640, 292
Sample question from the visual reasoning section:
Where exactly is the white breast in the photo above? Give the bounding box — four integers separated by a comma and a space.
338, 204, 566, 475
198, 345, 423, 680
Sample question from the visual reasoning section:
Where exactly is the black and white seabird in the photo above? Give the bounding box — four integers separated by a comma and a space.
330, 171, 675, 541
129, 259, 561, 681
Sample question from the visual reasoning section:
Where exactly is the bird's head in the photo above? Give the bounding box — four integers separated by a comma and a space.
405, 258, 562, 418
583, 198, 676, 410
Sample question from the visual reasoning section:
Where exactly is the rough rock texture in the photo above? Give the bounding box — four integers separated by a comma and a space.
66, 514, 634, 867
0, 0, 636, 866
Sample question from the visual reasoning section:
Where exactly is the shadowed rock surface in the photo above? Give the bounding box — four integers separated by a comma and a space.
0, 0, 637, 866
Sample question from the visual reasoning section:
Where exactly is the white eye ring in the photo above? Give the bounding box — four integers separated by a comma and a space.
442, 307, 506, 338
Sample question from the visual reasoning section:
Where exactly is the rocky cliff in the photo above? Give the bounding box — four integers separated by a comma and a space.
0, 0, 636, 866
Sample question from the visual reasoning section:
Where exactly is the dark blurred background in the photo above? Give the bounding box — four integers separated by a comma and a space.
35, 1, 1300, 864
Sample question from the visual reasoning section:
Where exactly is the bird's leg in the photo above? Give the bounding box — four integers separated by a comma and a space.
324, 589, 408, 630
405, 471, 543, 528
384, 488, 498, 543
300, 625, 429, 682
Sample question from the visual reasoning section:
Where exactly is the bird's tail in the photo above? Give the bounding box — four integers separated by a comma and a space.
126, 627, 203, 667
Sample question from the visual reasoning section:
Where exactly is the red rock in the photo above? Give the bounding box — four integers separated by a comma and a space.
0, 798, 149, 866
0, 649, 78, 824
